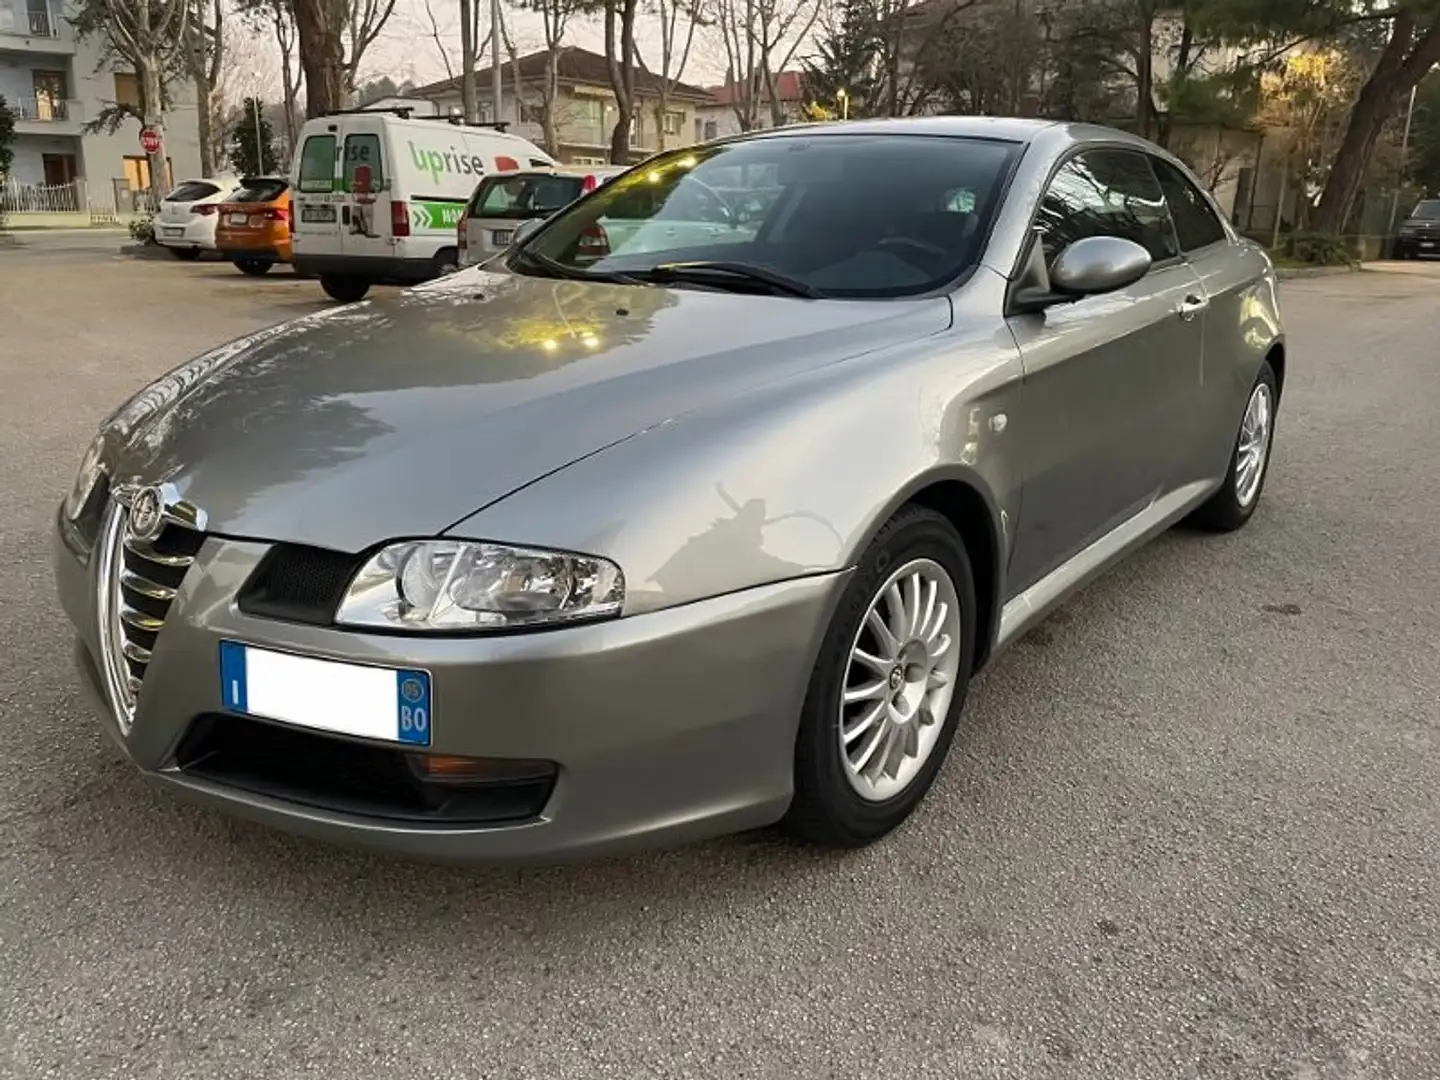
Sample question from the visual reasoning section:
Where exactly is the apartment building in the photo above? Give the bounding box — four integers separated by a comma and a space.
693, 72, 808, 143
413, 46, 712, 165
0, 0, 202, 211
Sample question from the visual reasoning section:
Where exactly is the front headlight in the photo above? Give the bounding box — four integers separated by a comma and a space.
336, 540, 625, 631
63, 434, 105, 521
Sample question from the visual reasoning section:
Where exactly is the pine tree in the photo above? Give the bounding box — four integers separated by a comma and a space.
229, 97, 280, 176
801, 0, 881, 118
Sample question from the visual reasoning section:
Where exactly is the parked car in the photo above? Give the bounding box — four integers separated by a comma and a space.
1392, 197, 1440, 259
289, 107, 556, 302
214, 176, 294, 276
458, 165, 626, 266
153, 175, 241, 260
54, 117, 1286, 864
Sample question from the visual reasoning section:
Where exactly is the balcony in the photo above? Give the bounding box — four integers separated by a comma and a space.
0, 7, 76, 53
11, 95, 84, 136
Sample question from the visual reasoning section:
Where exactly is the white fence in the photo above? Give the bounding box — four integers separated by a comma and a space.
0, 181, 84, 213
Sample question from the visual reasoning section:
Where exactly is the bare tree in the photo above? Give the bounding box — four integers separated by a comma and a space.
181, 0, 224, 175
641, 0, 703, 149
236, 0, 303, 144
604, 0, 640, 162
710, 0, 823, 131
288, 0, 398, 116
516, 0, 587, 154
93, 0, 192, 202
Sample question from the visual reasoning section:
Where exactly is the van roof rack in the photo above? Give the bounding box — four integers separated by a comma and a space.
319, 105, 510, 133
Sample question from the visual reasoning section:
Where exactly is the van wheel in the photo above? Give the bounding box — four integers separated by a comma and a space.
234, 259, 271, 277
170, 247, 202, 261
320, 275, 371, 303
431, 248, 459, 277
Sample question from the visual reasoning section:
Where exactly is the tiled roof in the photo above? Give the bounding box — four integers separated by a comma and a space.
705, 71, 806, 107
412, 46, 711, 101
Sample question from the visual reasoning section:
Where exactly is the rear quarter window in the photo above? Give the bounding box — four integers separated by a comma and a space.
232, 179, 289, 203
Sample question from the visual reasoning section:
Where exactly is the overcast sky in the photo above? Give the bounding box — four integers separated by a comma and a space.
228, 0, 742, 100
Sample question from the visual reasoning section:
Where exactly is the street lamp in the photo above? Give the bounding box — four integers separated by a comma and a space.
837, 88, 849, 121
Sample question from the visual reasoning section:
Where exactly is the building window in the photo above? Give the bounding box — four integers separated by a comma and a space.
519, 99, 546, 125
113, 72, 141, 110
703, 120, 718, 141
123, 155, 174, 193
662, 110, 684, 136
571, 155, 608, 166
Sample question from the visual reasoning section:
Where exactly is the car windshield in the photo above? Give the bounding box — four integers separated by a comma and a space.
511, 133, 1020, 298
471, 174, 587, 220
232, 178, 288, 203
1410, 199, 1440, 220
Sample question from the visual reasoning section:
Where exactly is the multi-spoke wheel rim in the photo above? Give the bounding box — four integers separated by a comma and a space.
838, 557, 962, 802
1235, 382, 1273, 508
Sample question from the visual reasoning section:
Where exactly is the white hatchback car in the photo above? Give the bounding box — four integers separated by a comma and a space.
153, 176, 240, 260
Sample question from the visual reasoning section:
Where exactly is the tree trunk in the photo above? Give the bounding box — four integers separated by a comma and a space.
543, 51, 560, 155
605, 0, 638, 164
1312, 13, 1440, 234
654, 88, 667, 151
141, 61, 168, 204
294, 0, 343, 117
195, 77, 213, 176
460, 0, 478, 122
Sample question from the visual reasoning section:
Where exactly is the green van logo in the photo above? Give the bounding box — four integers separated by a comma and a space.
407, 141, 521, 185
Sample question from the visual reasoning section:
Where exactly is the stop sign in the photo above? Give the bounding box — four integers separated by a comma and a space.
140, 127, 162, 155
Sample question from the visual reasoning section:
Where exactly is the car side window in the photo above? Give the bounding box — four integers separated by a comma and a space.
1034, 149, 1179, 266
1150, 157, 1227, 252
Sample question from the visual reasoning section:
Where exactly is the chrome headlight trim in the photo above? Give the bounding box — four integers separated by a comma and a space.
335, 539, 626, 632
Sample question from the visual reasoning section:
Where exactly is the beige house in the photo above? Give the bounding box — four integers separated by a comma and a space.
412, 46, 713, 165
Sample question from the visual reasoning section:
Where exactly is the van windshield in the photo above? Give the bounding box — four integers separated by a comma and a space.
509, 133, 1020, 299
470, 174, 586, 220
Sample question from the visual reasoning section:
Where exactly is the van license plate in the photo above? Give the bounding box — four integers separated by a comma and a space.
491, 230, 513, 246
301, 204, 337, 224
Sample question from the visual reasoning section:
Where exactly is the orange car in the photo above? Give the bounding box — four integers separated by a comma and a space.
214, 175, 293, 276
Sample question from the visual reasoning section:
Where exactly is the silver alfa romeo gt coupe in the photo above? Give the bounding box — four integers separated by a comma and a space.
54, 117, 1285, 863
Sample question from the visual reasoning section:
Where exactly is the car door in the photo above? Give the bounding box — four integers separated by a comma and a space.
1149, 154, 1266, 480
291, 129, 342, 254
1005, 148, 1206, 595
339, 118, 392, 261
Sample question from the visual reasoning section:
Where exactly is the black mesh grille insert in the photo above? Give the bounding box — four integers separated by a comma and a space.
175, 715, 557, 825
238, 544, 360, 626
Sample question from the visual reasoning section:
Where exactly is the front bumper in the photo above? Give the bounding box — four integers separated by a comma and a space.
54, 521, 842, 863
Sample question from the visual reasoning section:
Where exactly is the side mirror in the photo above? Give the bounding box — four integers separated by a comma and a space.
1049, 235, 1152, 296
511, 218, 544, 247
1009, 235, 1152, 315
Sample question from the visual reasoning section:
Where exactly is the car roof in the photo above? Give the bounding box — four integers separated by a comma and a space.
727, 115, 1161, 153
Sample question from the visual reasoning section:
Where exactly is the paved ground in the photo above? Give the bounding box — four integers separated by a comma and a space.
2, 242, 1438, 1080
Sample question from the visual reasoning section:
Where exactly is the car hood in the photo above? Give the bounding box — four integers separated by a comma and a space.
102, 268, 951, 552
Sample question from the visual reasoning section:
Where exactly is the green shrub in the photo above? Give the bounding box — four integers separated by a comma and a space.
1280, 231, 1356, 267
128, 215, 156, 244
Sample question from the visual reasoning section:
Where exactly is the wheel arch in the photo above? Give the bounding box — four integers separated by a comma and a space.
848, 467, 1007, 674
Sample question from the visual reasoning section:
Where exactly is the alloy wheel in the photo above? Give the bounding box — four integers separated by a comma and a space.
1235, 381, 1273, 508
838, 557, 962, 802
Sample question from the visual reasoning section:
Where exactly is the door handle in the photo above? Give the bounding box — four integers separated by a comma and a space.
1178, 294, 1208, 320
341, 205, 351, 226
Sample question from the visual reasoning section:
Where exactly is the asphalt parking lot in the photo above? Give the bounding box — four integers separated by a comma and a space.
2, 237, 1438, 1080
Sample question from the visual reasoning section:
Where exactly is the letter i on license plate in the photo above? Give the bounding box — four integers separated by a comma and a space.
218, 641, 432, 746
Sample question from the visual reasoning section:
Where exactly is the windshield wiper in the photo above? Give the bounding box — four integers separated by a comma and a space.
508, 246, 640, 285
638, 261, 825, 299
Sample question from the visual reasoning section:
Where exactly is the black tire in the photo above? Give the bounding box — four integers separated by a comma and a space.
170, 247, 202, 261
319, 274, 371, 303
1190, 359, 1278, 532
784, 505, 977, 849
431, 247, 460, 278
234, 259, 272, 277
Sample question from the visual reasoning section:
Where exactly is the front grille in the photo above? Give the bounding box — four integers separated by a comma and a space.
238, 543, 358, 626
175, 714, 558, 825
97, 497, 204, 730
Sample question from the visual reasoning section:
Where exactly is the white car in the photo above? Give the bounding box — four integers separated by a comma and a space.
458, 165, 627, 267
153, 176, 240, 260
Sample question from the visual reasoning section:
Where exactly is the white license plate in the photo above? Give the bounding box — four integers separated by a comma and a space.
491, 230, 513, 246
161, 226, 184, 237
227, 212, 250, 227
218, 641, 432, 746
301, 204, 336, 224
1421, 240, 1436, 248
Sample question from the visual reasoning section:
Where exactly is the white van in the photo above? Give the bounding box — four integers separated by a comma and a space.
289, 107, 556, 302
